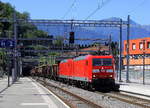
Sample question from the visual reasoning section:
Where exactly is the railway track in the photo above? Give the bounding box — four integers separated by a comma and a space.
33, 77, 150, 108
34, 78, 103, 108
120, 90, 150, 99
97, 91, 150, 108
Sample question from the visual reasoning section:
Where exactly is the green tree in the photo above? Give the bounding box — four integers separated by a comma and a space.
0, 2, 14, 37
111, 42, 119, 57
0, 1, 48, 38
53, 36, 64, 46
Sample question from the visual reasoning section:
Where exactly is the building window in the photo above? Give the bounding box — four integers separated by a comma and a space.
139, 42, 143, 49
132, 43, 136, 50
147, 42, 150, 49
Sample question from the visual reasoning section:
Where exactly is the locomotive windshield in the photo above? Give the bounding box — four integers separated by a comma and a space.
93, 58, 112, 66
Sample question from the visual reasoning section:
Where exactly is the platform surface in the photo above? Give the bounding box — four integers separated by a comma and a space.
119, 81, 150, 97
0, 77, 8, 92
0, 77, 69, 108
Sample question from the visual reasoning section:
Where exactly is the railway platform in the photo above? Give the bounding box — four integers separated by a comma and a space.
0, 77, 69, 108
118, 81, 150, 97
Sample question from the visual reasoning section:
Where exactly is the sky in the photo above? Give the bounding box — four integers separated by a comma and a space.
1, 0, 150, 25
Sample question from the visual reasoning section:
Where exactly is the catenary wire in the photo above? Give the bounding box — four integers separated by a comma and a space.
62, 0, 77, 19
128, 0, 147, 14
85, 0, 112, 20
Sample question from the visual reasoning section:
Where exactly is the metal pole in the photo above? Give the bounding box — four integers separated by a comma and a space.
126, 15, 130, 82
143, 40, 145, 85
8, 68, 10, 87
75, 45, 78, 56
20, 58, 22, 77
18, 57, 20, 79
109, 34, 112, 55
143, 52, 145, 85
119, 19, 123, 82
2, 48, 4, 77
8, 54, 10, 87
71, 19, 73, 31
13, 10, 18, 83
70, 19, 74, 46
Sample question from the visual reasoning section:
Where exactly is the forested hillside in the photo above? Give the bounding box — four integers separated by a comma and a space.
0, 1, 48, 38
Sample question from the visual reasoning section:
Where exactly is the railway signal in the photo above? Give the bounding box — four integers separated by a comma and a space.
69, 31, 74, 44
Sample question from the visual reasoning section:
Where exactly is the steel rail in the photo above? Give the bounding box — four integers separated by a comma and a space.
96, 91, 150, 108
36, 78, 103, 108
38, 79, 76, 108
120, 90, 150, 98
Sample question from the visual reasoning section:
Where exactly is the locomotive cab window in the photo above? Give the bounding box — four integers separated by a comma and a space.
103, 58, 112, 66
93, 58, 112, 66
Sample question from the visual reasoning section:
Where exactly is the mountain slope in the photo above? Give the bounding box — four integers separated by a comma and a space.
35, 17, 150, 44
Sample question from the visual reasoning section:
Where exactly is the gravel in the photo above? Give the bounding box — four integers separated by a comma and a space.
37, 77, 142, 108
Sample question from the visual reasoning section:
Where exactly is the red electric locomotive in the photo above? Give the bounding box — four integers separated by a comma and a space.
59, 55, 119, 91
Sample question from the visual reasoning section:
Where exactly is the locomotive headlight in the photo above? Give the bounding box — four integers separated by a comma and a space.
93, 75, 96, 77
107, 69, 113, 73
110, 75, 113, 77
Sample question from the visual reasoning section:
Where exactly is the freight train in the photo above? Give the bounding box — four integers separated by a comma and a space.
31, 55, 119, 91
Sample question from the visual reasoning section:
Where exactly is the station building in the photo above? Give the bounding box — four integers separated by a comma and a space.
123, 37, 150, 70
